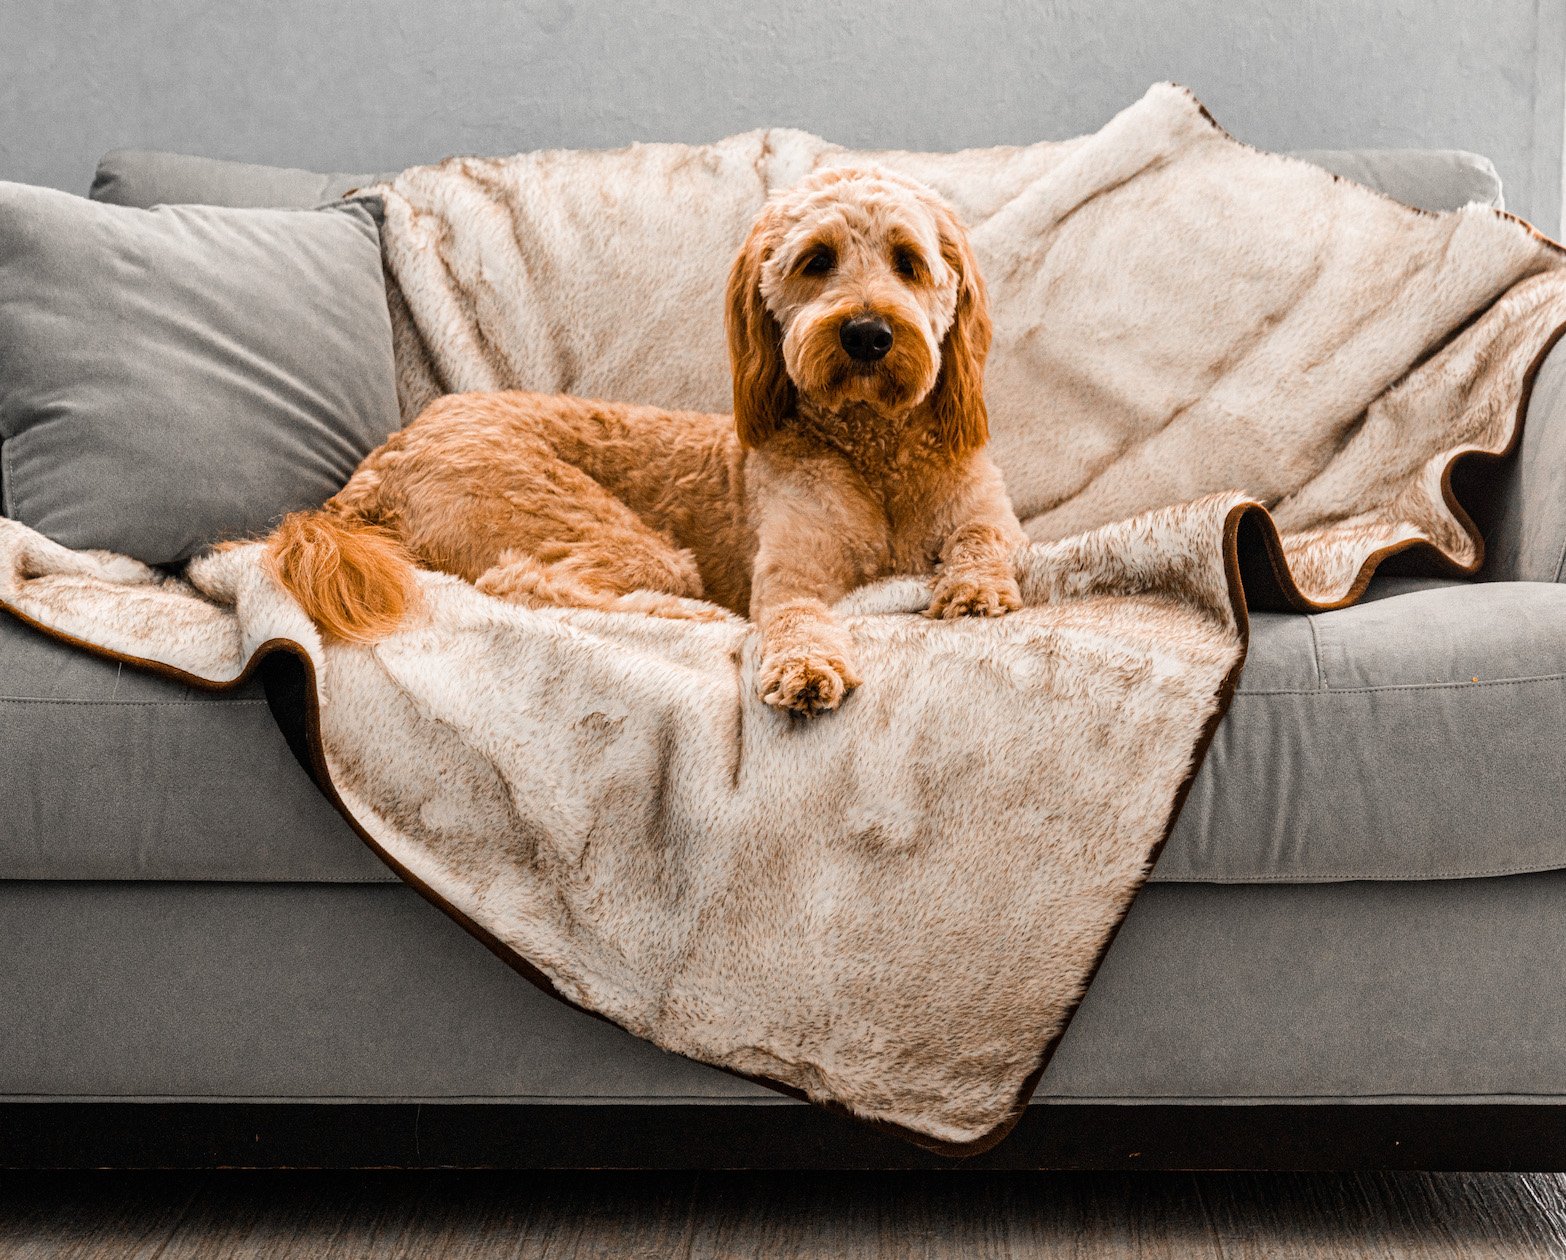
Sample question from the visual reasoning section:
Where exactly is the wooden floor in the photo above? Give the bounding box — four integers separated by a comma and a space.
4, 1171, 1566, 1258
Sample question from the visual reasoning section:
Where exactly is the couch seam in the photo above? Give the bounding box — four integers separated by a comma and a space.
1034, 1092, 1566, 1103
0, 1092, 792, 1103
1304, 615, 1326, 690
3, 429, 28, 523
1236, 672, 1566, 697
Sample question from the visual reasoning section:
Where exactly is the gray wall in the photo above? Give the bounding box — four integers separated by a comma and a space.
4, 0, 1565, 233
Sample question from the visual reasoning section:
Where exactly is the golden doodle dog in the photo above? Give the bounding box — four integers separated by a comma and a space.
266, 167, 1025, 715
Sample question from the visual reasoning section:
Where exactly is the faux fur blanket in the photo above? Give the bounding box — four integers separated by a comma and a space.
4, 83, 1565, 1154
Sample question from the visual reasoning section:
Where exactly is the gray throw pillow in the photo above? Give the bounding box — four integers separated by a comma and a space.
0, 183, 400, 564
91, 149, 382, 210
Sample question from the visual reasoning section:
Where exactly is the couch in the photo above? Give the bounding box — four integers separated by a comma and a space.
4, 141, 1566, 1170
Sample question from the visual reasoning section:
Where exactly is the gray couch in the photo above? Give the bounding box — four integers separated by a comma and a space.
5, 143, 1566, 1169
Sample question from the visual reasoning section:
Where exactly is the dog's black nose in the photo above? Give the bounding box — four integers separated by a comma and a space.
840, 316, 893, 362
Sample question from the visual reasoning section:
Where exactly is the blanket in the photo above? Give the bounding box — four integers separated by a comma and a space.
4, 83, 1564, 1154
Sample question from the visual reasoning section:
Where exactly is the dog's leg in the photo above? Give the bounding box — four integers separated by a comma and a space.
476, 546, 728, 623
754, 597, 863, 715
926, 520, 1023, 619
749, 462, 873, 715
405, 440, 730, 622
925, 465, 1026, 620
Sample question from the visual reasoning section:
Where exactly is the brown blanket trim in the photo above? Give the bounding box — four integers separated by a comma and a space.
1269, 316, 1566, 611
4, 320, 1563, 1156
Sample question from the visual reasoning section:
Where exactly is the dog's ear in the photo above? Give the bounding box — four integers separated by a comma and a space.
726, 214, 795, 448
928, 203, 992, 455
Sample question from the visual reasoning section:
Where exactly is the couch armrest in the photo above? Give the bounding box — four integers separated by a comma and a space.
1484, 335, 1566, 582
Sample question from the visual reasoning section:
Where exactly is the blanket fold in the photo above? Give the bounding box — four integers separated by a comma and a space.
4, 83, 1565, 1153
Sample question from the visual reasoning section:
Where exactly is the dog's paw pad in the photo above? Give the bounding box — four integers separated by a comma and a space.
927, 573, 1023, 620
758, 649, 861, 716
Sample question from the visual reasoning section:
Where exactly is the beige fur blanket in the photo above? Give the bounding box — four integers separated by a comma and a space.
4, 83, 1564, 1154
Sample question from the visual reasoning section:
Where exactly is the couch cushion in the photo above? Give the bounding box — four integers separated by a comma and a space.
1288, 149, 1503, 212
0, 183, 400, 564
0, 610, 377, 883
1160, 577, 1566, 882
91, 150, 382, 210
3, 576, 1564, 884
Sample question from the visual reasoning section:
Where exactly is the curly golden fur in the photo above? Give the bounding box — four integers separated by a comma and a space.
267, 167, 1024, 714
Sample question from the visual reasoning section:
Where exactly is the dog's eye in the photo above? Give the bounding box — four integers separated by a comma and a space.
800, 249, 835, 277
893, 247, 922, 280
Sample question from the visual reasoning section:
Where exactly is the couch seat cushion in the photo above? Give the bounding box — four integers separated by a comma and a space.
3, 576, 1563, 884
0, 611, 387, 883
1160, 577, 1566, 882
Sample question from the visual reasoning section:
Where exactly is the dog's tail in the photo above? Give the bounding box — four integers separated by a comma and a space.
264, 507, 419, 643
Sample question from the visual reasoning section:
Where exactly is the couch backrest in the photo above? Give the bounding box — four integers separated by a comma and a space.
0, 146, 1524, 540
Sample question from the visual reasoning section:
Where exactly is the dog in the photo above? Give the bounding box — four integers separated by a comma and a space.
264, 166, 1025, 716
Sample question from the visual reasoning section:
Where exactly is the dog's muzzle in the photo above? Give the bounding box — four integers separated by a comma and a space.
839, 315, 893, 362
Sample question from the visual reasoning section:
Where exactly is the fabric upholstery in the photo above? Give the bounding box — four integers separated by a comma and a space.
1289, 148, 1503, 212
1484, 334, 1566, 584
0, 611, 367, 882
4, 577, 1564, 886
90, 150, 381, 210
0, 182, 400, 564
6, 875, 1566, 1104
1161, 578, 1566, 882
1046, 871, 1566, 1100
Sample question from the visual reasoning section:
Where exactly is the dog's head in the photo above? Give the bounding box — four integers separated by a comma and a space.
726, 167, 991, 454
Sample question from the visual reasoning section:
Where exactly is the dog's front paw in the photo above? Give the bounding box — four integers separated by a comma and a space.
926, 569, 1022, 620
758, 645, 863, 716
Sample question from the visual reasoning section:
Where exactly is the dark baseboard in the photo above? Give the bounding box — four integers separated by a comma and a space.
3, 1101, 1566, 1171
